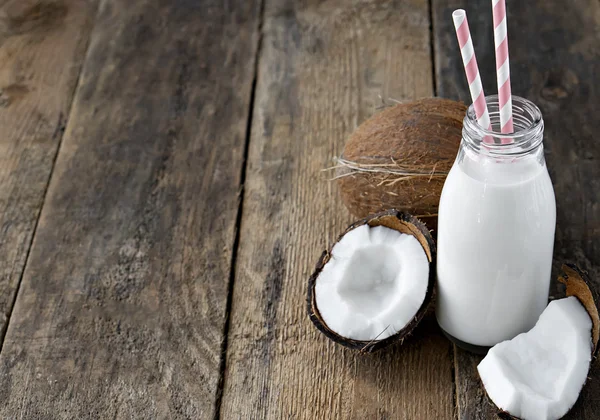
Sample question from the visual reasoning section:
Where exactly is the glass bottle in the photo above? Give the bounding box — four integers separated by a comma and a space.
435, 95, 556, 353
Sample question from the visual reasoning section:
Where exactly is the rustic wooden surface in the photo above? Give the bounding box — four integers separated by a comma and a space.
220, 0, 455, 419
434, 0, 600, 418
0, 0, 260, 418
0, 0, 95, 344
0, 0, 597, 418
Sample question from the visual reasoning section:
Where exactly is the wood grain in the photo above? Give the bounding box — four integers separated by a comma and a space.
0, 0, 260, 418
220, 1, 455, 419
433, 0, 600, 418
0, 0, 96, 341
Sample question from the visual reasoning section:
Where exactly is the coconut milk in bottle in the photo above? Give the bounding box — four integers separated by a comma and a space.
435, 95, 556, 351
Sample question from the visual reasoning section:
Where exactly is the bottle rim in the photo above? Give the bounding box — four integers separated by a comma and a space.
462, 95, 544, 156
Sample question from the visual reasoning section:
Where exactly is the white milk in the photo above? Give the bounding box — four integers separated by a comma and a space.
436, 149, 556, 346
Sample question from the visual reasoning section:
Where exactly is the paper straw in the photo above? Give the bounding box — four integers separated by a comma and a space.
492, 0, 514, 134
452, 9, 493, 144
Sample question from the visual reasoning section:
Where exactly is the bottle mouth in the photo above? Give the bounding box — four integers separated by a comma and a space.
463, 95, 544, 156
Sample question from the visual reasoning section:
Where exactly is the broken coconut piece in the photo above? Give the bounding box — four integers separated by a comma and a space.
478, 265, 600, 420
559, 263, 600, 357
478, 297, 592, 420
307, 210, 435, 352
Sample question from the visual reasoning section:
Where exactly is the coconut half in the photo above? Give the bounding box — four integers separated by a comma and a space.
307, 210, 435, 352
478, 264, 600, 420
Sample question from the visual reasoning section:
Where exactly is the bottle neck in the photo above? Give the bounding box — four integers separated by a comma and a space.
462, 95, 544, 159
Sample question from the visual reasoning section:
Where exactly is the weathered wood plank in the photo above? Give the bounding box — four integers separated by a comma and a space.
0, 0, 260, 418
0, 0, 96, 340
433, 0, 600, 418
221, 1, 455, 419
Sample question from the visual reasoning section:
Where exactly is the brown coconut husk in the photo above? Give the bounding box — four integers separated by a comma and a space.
307, 209, 435, 353
559, 263, 600, 357
335, 98, 466, 231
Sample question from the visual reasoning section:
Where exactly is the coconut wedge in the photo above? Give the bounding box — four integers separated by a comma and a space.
559, 264, 600, 356
478, 264, 600, 420
307, 210, 435, 352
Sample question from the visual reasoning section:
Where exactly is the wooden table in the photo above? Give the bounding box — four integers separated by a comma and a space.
0, 0, 597, 418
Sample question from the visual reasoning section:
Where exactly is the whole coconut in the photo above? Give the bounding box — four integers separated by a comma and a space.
337, 98, 466, 230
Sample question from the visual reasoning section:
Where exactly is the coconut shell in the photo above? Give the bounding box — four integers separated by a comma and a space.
307, 209, 436, 353
482, 263, 600, 420
337, 98, 467, 231
558, 263, 600, 357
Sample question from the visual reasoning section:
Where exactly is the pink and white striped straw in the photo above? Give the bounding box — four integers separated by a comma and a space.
492, 0, 514, 134
452, 9, 493, 144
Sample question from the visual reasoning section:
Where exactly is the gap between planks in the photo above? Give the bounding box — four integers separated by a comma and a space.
213, 0, 267, 419
428, 0, 438, 97
0, 1, 101, 355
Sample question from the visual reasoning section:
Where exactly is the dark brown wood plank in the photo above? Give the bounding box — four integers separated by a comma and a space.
221, 1, 455, 418
0, 0, 260, 417
0, 0, 96, 340
433, 0, 600, 418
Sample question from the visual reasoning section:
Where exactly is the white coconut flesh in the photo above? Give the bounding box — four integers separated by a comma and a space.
478, 296, 593, 420
314, 224, 429, 341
